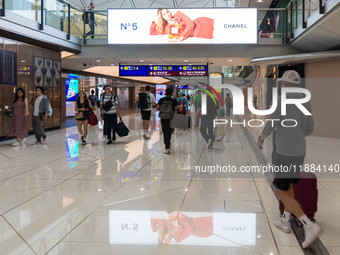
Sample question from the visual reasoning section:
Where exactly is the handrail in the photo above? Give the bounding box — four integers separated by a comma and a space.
0, 3, 330, 45
59, 0, 83, 12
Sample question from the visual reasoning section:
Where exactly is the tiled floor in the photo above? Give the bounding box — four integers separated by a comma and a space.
0, 112, 339, 255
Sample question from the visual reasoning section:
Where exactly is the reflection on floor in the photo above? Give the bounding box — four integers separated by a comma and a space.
0, 113, 339, 255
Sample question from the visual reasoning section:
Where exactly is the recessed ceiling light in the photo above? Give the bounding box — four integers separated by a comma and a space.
140, 60, 144, 62
228, 59, 232, 62
184, 60, 188, 62
228, 188, 232, 191
140, 188, 145, 191
96, 60, 101, 62
257, 0, 263, 2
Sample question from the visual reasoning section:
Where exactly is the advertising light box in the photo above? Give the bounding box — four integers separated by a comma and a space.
108, 9, 257, 44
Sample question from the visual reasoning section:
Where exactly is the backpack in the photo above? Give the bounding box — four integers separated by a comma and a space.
159, 100, 174, 119
138, 92, 151, 110
88, 95, 96, 106
82, 12, 88, 23
178, 97, 186, 112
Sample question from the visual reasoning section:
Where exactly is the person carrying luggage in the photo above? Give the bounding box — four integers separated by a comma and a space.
257, 70, 321, 248
100, 85, 122, 144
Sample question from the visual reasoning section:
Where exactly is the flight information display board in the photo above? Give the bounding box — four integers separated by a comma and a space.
119, 65, 208, 77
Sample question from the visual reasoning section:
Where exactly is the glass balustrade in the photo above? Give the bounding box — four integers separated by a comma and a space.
1, 0, 331, 44
5, 0, 41, 22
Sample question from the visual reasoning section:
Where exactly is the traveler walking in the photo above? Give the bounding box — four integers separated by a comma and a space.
7, 88, 28, 146
135, 89, 142, 116
88, 90, 98, 112
85, 2, 97, 39
191, 90, 201, 128
139, 85, 156, 139
257, 70, 321, 248
75, 90, 93, 145
200, 91, 219, 150
156, 88, 180, 154
253, 93, 258, 109
32, 86, 50, 145
177, 92, 188, 115
100, 85, 122, 144
225, 93, 233, 118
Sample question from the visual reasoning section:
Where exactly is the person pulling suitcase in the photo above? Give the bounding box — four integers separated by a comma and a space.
257, 70, 322, 248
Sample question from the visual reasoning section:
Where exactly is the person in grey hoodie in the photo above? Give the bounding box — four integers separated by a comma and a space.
32, 86, 50, 144
257, 70, 321, 248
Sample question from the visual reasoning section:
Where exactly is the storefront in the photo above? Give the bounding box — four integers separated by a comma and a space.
0, 37, 62, 138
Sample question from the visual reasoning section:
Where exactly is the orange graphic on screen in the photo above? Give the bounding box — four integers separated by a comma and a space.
150, 9, 215, 42
151, 212, 213, 244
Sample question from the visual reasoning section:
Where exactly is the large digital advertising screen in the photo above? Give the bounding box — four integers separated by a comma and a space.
65, 79, 79, 101
108, 9, 257, 44
155, 84, 167, 103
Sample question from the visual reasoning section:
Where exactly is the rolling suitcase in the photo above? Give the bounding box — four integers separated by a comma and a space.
279, 172, 318, 220
170, 114, 190, 129
220, 108, 226, 118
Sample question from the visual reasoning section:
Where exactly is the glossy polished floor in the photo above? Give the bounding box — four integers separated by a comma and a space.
1, 113, 340, 255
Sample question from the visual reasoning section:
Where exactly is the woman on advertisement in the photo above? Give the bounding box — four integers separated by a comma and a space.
150, 9, 214, 42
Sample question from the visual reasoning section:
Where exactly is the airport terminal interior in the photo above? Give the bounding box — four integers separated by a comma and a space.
0, 0, 340, 254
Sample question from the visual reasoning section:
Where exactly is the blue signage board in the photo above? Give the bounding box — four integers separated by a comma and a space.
119, 65, 149, 76
148, 65, 179, 76
178, 65, 208, 76
119, 65, 208, 77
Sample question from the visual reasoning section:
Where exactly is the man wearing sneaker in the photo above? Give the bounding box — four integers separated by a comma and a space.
32, 86, 49, 145
156, 88, 180, 154
257, 70, 321, 248
200, 90, 219, 150
139, 85, 156, 139
100, 85, 122, 145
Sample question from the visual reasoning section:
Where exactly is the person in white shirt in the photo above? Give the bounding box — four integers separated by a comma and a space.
32, 86, 50, 144
139, 85, 156, 139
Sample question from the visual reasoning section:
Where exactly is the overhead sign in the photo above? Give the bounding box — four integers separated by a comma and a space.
108, 9, 257, 44
119, 65, 149, 76
149, 65, 179, 76
119, 65, 208, 77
